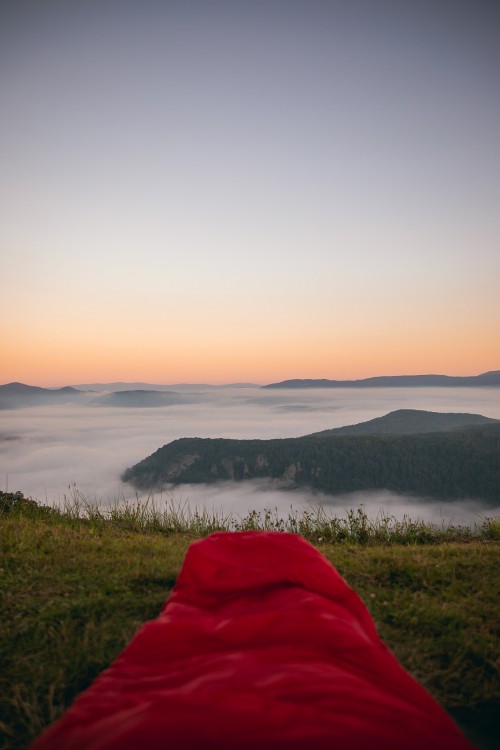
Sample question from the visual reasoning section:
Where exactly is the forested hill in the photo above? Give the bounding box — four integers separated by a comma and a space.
122, 422, 500, 503
263, 371, 500, 388
308, 409, 499, 437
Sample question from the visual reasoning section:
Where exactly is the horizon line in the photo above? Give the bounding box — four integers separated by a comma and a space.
2, 368, 499, 390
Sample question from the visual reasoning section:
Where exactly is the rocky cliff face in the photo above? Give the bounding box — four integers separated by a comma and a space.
282, 462, 300, 480
160, 454, 200, 481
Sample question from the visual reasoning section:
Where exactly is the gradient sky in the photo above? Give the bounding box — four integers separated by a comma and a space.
1, 0, 499, 386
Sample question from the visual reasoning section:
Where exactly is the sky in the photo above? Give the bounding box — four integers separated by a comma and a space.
1, 0, 499, 386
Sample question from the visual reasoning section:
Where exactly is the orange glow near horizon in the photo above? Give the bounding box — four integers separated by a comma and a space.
2, 319, 498, 387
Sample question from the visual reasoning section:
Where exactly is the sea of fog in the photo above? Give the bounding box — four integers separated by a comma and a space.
1, 386, 499, 525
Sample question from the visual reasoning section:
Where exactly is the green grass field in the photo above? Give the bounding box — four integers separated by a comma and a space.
1, 492, 499, 748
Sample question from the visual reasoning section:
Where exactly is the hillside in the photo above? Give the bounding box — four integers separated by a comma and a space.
122, 418, 500, 503
264, 371, 500, 388
309, 409, 500, 437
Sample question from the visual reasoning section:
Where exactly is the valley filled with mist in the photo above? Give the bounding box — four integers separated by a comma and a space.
1, 383, 499, 525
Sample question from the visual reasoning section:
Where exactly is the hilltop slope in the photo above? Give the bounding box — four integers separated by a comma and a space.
309, 409, 499, 437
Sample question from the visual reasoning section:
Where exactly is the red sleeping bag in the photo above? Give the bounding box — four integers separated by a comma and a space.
32, 531, 473, 749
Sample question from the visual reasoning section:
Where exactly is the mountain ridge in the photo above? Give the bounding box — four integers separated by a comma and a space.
0, 382, 86, 409
0, 382, 83, 394
263, 371, 500, 388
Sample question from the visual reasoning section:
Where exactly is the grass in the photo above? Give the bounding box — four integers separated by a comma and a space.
3, 487, 498, 544
0, 491, 499, 749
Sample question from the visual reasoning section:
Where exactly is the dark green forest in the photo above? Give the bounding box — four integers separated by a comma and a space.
123, 422, 500, 503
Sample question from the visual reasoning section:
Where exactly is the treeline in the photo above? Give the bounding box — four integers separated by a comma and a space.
123, 424, 500, 503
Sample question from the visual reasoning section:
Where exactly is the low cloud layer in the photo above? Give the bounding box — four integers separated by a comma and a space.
1, 386, 499, 524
